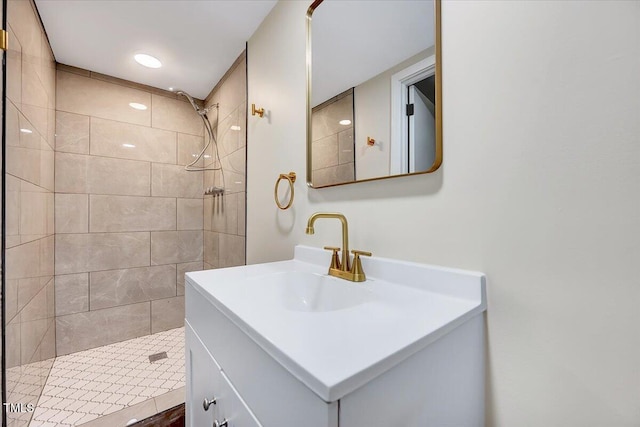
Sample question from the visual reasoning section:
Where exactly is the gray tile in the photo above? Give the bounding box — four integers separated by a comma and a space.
151, 231, 203, 265
151, 163, 203, 198
177, 198, 204, 231
176, 262, 203, 296
56, 152, 151, 196
90, 265, 177, 310
56, 193, 89, 233
89, 195, 176, 232
204, 232, 219, 268
90, 117, 177, 164
211, 192, 238, 234
57, 70, 151, 126
219, 234, 245, 268
55, 232, 151, 275
151, 297, 184, 333
55, 111, 89, 154
56, 302, 151, 355
151, 94, 203, 136
55, 273, 89, 316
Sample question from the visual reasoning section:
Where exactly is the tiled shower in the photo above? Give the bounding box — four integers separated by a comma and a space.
3, 0, 248, 425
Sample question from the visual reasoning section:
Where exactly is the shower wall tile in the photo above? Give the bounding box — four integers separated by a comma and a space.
312, 134, 339, 170
90, 117, 177, 164
90, 265, 177, 310
219, 234, 245, 268
56, 302, 151, 355
203, 232, 219, 268
151, 94, 204, 136
89, 195, 176, 232
7, 2, 56, 421
211, 192, 238, 235
55, 273, 89, 316
151, 297, 185, 334
177, 133, 205, 166
55, 193, 89, 234
177, 262, 203, 296
177, 198, 204, 230
55, 111, 90, 154
150, 231, 203, 265
151, 163, 203, 198
56, 70, 151, 126
55, 152, 151, 196
55, 232, 151, 275
238, 193, 246, 236
6, 25, 22, 105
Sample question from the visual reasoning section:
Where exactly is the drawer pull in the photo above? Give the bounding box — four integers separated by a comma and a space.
203, 397, 217, 411
214, 419, 229, 427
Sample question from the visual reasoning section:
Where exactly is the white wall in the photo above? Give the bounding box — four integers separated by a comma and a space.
247, 1, 640, 426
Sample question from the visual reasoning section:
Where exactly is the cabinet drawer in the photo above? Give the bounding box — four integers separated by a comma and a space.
187, 323, 261, 427
186, 284, 338, 427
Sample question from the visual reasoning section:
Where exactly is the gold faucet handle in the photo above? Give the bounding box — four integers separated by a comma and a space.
350, 250, 371, 282
351, 250, 372, 257
323, 246, 342, 270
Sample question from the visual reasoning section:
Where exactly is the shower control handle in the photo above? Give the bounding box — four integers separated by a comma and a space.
214, 419, 228, 427
203, 396, 217, 411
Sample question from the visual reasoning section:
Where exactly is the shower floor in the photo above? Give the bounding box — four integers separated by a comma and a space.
27, 327, 185, 427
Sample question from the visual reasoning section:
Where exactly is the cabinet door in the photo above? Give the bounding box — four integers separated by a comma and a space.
186, 324, 223, 427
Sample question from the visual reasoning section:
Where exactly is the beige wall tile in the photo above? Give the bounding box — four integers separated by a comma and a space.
91, 117, 177, 164
6, 239, 41, 280
151, 94, 203, 136
55, 111, 89, 154
56, 71, 151, 126
21, 278, 51, 322
6, 26, 22, 105
56, 302, 150, 355
151, 297, 184, 333
90, 265, 177, 310
21, 104, 49, 141
151, 231, 203, 265
17, 277, 46, 314
203, 196, 213, 231
40, 235, 55, 277
312, 163, 355, 187
151, 163, 202, 198
7, 146, 41, 185
40, 146, 55, 192
211, 192, 238, 234
177, 133, 205, 166
217, 107, 245, 157
219, 234, 245, 268
56, 193, 89, 233
216, 58, 247, 121
55, 273, 89, 316
6, 319, 21, 369
56, 152, 151, 196
89, 195, 176, 232
204, 231, 219, 267
22, 59, 48, 110
177, 262, 203, 296
20, 191, 48, 236
238, 192, 246, 237
56, 232, 151, 275
21, 318, 49, 364
6, 101, 41, 149
177, 198, 204, 230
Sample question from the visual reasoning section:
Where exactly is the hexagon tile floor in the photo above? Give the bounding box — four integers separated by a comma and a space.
26, 327, 185, 427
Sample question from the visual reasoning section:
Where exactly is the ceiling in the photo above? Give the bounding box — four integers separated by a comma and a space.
35, 0, 277, 99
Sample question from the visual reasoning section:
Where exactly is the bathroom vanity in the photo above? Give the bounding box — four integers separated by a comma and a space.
185, 245, 486, 427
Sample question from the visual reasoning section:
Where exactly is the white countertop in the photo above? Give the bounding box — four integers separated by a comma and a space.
186, 245, 486, 402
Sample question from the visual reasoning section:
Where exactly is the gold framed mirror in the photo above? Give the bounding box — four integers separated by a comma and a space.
306, 0, 442, 188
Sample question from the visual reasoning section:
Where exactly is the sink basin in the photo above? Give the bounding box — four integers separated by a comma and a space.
186, 245, 486, 402
247, 271, 375, 312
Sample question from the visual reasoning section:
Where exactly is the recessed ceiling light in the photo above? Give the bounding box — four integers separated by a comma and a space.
20, 128, 33, 134
230, 125, 241, 131
122, 143, 136, 148
134, 53, 162, 69
339, 119, 352, 126
129, 102, 148, 110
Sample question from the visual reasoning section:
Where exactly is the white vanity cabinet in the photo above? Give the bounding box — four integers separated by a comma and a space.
186, 246, 487, 427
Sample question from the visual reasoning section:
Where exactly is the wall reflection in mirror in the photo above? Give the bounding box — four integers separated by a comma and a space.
307, 0, 441, 188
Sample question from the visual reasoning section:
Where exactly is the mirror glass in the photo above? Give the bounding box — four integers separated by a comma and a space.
307, 0, 441, 188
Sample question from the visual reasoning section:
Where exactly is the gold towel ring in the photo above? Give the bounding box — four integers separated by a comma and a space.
275, 172, 296, 210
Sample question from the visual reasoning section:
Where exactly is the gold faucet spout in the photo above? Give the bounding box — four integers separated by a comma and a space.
305, 212, 350, 271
